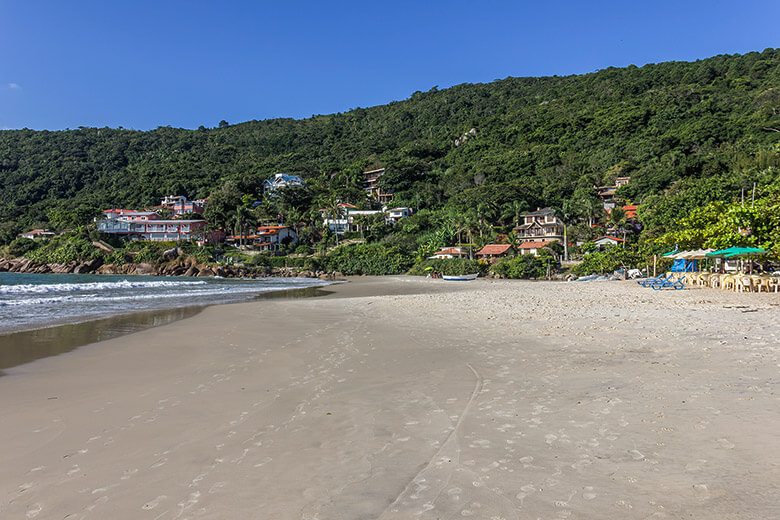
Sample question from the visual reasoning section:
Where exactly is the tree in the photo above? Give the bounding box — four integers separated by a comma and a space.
234, 205, 254, 248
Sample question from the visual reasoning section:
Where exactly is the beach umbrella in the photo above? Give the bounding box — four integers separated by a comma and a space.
706, 247, 766, 258
424, 266, 434, 271
724, 247, 767, 258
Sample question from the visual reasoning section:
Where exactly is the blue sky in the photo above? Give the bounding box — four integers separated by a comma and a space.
1, 0, 777, 130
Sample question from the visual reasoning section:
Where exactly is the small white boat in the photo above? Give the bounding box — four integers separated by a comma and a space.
442, 273, 479, 281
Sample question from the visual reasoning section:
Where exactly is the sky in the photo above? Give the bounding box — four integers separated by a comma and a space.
1, 0, 778, 131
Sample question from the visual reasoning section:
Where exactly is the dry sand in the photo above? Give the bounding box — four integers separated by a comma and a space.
0, 276, 778, 519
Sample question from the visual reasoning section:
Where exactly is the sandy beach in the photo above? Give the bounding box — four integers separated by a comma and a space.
0, 276, 778, 519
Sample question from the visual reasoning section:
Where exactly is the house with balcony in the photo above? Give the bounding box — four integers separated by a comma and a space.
263, 173, 304, 194
362, 168, 393, 204
513, 208, 564, 242
97, 208, 207, 242
321, 203, 411, 235
225, 226, 297, 251
161, 195, 207, 216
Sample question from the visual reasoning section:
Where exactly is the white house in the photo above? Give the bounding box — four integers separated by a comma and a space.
517, 240, 557, 256
263, 173, 304, 193
226, 226, 297, 251
593, 236, 625, 249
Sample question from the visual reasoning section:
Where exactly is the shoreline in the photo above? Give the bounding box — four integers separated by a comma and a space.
0, 283, 338, 375
0, 277, 777, 519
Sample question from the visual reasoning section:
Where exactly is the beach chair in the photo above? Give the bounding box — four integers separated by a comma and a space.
721, 275, 737, 291
637, 273, 672, 287
650, 276, 686, 290
709, 274, 721, 288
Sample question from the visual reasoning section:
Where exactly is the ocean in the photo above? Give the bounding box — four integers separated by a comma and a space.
0, 272, 333, 336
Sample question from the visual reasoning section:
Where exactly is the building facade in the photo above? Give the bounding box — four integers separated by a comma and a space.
513, 208, 564, 241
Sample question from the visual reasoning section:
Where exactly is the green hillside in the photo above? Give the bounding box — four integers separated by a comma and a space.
1, 49, 779, 245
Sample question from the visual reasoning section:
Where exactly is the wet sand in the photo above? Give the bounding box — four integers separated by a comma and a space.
0, 276, 778, 519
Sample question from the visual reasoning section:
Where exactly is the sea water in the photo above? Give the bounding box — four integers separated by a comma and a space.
0, 272, 332, 335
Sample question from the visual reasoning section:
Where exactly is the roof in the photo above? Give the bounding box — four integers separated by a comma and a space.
593, 235, 625, 243
433, 247, 466, 256
522, 207, 556, 216
257, 226, 288, 232
476, 244, 513, 256
518, 240, 557, 249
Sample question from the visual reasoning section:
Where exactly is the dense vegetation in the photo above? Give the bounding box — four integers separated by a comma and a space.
1, 50, 779, 276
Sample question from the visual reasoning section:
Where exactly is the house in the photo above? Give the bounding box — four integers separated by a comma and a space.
263, 173, 304, 194
362, 168, 393, 204
97, 208, 207, 242
517, 240, 557, 256
386, 207, 413, 224
18, 229, 56, 240
430, 247, 468, 259
161, 195, 207, 216
513, 208, 564, 241
226, 226, 297, 251
321, 202, 359, 234
321, 203, 411, 234
593, 236, 625, 249
476, 244, 513, 261
622, 204, 639, 220
98, 217, 207, 242
595, 177, 631, 210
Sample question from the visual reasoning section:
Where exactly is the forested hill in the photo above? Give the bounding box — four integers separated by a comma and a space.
1, 49, 779, 241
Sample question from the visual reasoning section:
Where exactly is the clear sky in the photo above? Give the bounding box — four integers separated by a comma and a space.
1, 0, 778, 131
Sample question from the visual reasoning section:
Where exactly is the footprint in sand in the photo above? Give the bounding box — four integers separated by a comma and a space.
150, 458, 167, 469
717, 438, 735, 449
582, 486, 597, 500
142, 495, 167, 510
121, 468, 138, 480
26, 504, 43, 518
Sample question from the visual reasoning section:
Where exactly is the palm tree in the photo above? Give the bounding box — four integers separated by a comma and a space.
555, 201, 581, 262
234, 205, 254, 249
320, 195, 345, 247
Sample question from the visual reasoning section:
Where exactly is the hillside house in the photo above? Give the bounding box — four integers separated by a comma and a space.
595, 176, 631, 210
97, 208, 207, 241
513, 208, 564, 241
476, 244, 513, 261
226, 226, 297, 251
18, 229, 56, 240
362, 168, 393, 204
321, 203, 411, 234
517, 240, 557, 256
263, 173, 304, 194
430, 247, 468, 259
593, 236, 625, 249
161, 195, 207, 216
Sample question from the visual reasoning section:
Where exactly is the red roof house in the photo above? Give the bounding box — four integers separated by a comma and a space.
476, 244, 513, 260
517, 240, 557, 256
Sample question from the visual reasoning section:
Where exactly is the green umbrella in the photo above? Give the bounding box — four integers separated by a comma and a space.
424, 266, 435, 271
724, 247, 767, 258
706, 247, 766, 258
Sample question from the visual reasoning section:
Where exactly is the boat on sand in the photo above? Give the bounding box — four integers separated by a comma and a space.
441, 273, 479, 281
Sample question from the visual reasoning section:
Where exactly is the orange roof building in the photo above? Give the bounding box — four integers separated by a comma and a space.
476, 244, 513, 258
517, 240, 557, 256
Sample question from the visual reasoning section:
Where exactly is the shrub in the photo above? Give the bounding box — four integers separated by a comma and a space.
408, 258, 487, 276
326, 243, 414, 275
294, 244, 313, 255
571, 246, 644, 275
7, 238, 38, 257
490, 254, 547, 279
